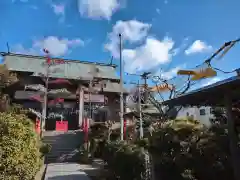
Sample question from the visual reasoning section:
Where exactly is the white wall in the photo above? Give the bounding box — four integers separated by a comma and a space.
176, 106, 214, 126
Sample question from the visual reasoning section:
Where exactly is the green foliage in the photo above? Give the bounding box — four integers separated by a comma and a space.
136, 117, 151, 129
211, 107, 227, 124
40, 143, 52, 157
102, 141, 146, 180
0, 112, 42, 180
90, 118, 234, 180
149, 119, 233, 180
89, 123, 109, 158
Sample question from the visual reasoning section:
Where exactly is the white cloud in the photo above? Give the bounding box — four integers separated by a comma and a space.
160, 65, 186, 80
105, 20, 151, 57
185, 40, 212, 55
78, 0, 120, 20
13, 44, 38, 55
202, 77, 221, 87
123, 37, 174, 73
52, 4, 65, 15
105, 20, 177, 73
13, 36, 84, 57
51, 4, 65, 22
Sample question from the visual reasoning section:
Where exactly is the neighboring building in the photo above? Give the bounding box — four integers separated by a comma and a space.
1, 52, 127, 130
176, 106, 214, 126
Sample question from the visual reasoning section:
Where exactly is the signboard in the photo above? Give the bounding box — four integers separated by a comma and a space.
25, 84, 45, 92
48, 88, 71, 94
83, 94, 104, 103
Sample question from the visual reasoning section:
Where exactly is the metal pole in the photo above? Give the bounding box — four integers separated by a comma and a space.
138, 80, 143, 139
143, 75, 148, 103
41, 63, 49, 138
79, 85, 84, 128
119, 33, 124, 141
89, 80, 92, 119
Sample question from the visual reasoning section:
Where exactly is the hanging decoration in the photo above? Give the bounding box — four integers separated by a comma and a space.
176, 38, 240, 81
177, 66, 217, 81
25, 84, 46, 92
149, 83, 173, 92
48, 88, 72, 96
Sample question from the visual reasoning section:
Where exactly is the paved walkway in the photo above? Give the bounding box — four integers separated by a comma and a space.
44, 163, 91, 180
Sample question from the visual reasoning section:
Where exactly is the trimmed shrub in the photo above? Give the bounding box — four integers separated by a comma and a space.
149, 119, 233, 180
102, 141, 146, 180
0, 112, 42, 180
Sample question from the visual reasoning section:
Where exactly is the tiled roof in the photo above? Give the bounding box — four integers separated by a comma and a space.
3, 53, 119, 81
2, 53, 128, 93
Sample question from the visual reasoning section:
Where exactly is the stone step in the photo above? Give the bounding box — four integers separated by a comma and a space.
43, 130, 83, 163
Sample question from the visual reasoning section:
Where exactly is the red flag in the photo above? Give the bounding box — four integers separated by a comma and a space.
84, 118, 89, 142
124, 119, 127, 140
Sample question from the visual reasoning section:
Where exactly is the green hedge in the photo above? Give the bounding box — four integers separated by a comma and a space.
0, 112, 42, 180
148, 119, 233, 180
102, 141, 146, 180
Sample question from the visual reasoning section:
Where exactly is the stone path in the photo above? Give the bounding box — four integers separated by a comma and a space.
44, 163, 91, 180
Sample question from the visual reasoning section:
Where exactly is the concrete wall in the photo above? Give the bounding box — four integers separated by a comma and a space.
176, 106, 214, 126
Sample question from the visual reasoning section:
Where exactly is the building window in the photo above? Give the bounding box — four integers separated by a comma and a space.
200, 109, 205, 116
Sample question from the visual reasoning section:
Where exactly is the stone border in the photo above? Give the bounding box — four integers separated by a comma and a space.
34, 164, 47, 180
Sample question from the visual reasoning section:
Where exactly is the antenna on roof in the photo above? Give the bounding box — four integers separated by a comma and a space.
6, 42, 10, 53
109, 56, 113, 65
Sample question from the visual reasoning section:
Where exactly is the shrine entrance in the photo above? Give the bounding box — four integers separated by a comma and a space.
46, 101, 79, 131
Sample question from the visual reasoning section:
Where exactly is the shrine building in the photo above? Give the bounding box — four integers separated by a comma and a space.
1, 52, 127, 131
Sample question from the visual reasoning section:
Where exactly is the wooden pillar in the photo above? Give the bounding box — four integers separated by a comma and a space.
78, 85, 84, 128
225, 94, 240, 180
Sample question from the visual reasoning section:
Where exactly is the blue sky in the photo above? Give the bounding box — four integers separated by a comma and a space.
1, 0, 240, 92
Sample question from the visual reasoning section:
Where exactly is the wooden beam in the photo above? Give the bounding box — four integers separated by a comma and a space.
225, 94, 240, 180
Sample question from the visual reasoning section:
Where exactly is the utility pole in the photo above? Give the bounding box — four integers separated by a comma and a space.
119, 33, 124, 141
142, 72, 150, 103
41, 49, 50, 138
89, 80, 92, 119
127, 72, 151, 103
138, 80, 143, 139
128, 81, 144, 139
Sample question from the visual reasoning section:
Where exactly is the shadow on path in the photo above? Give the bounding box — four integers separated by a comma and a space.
47, 174, 89, 180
